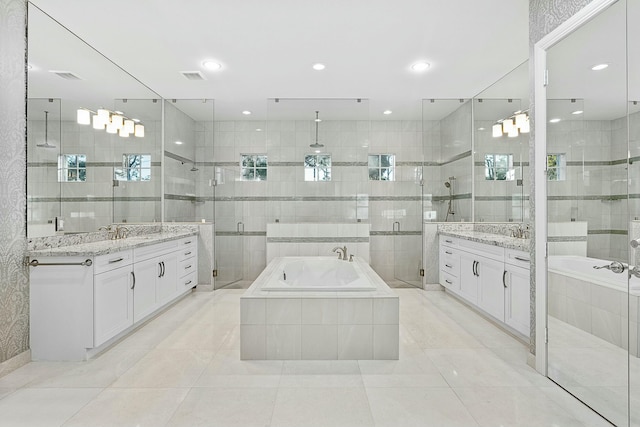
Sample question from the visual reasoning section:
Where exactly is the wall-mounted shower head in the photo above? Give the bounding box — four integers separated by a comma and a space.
190, 164, 199, 172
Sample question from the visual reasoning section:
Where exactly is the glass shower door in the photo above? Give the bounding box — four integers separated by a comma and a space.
214, 166, 244, 289
393, 163, 423, 288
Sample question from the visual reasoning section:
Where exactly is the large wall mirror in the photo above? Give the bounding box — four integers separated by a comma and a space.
544, 1, 632, 425
27, 4, 162, 237
473, 61, 529, 223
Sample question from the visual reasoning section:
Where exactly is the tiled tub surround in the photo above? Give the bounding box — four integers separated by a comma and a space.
438, 226, 531, 339
266, 222, 370, 264
548, 255, 640, 356
240, 256, 399, 360
29, 231, 199, 361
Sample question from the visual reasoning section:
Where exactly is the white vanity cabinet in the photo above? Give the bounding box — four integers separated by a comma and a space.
504, 249, 531, 336
30, 234, 198, 361
439, 235, 530, 339
93, 252, 134, 347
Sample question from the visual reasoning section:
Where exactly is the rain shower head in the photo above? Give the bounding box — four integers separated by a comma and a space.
190, 164, 199, 172
310, 111, 324, 149
36, 110, 57, 149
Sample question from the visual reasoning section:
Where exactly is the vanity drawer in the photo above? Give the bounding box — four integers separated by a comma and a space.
178, 245, 197, 262
94, 250, 133, 274
440, 236, 460, 248
505, 248, 530, 269
178, 257, 197, 278
439, 247, 459, 277
440, 270, 459, 293
180, 271, 197, 290
178, 236, 197, 250
134, 239, 180, 263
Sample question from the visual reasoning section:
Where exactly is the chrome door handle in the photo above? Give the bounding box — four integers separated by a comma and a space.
130, 271, 136, 290
158, 262, 163, 278
503, 270, 507, 288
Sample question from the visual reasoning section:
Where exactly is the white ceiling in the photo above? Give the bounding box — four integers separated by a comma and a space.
28, 0, 530, 121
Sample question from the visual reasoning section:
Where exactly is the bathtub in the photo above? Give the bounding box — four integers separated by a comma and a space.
548, 255, 640, 356
240, 256, 399, 360
261, 257, 376, 291
548, 255, 640, 292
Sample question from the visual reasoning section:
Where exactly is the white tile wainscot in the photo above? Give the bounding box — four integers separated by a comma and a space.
240, 256, 399, 360
439, 230, 530, 340
29, 232, 198, 361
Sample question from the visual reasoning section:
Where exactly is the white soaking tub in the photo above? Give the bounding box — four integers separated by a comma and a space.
240, 256, 399, 360
261, 257, 376, 291
548, 255, 640, 355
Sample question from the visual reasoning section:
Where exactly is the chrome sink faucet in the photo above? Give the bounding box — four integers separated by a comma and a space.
332, 246, 348, 260
99, 224, 129, 240
511, 224, 530, 239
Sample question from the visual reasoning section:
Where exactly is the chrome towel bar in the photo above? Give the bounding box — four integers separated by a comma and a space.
29, 259, 93, 267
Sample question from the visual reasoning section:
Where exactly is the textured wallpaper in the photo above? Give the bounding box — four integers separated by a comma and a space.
528, 0, 595, 355
0, 0, 29, 364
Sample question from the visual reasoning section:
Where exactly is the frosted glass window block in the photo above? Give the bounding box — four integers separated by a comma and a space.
304, 154, 331, 181
114, 154, 151, 181
484, 153, 515, 181
368, 154, 395, 181
58, 154, 87, 182
240, 154, 268, 181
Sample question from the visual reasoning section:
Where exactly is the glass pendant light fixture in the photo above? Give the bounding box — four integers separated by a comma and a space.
492, 109, 530, 138
309, 111, 324, 149
77, 107, 145, 138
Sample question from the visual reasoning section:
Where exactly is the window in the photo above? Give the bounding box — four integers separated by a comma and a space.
368, 154, 395, 181
58, 154, 86, 182
304, 154, 331, 181
484, 154, 515, 181
240, 154, 267, 181
547, 153, 566, 181
115, 154, 151, 181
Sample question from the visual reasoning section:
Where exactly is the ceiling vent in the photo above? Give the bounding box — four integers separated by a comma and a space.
180, 71, 206, 81
49, 70, 82, 80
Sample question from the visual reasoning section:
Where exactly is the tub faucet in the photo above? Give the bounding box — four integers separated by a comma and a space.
332, 246, 347, 260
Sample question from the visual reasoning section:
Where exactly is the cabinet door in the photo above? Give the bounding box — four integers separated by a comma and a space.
476, 255, 506, 322
458, 252, 478, 304
133, 257, 161, 323
157, 252, 178, 305
505, 265, 530, 337
94, 265, 134, 346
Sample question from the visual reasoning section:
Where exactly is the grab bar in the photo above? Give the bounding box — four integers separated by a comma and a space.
30, 259, 93, 267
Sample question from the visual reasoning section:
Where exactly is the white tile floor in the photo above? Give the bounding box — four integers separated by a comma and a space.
0, 288, 612, 427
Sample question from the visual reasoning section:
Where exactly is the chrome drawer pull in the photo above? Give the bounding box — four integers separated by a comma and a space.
445, 251, 453, 255
445, 239, 453, 243
108, 257, 124, 264
445, 264, 453, 268
184, 241, 192, 245
184, 251, 192, 256
514, 256, 530, 262
185, 280, 192, 286
185, 265, 192, 270
445, 279, 452, 284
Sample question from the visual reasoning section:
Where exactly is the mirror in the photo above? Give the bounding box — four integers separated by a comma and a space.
422, 99, 472, 222
545, 1, 629, 425
473, 61, 529, 223
27, 5, 162, 237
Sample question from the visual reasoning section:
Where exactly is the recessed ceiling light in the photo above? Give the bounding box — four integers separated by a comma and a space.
383, 110, 393, 115
256, 128, 262, 132
411, 61, 430, 72
175, 141, 183, 145
312, 63, 326, 71
549, 118, 561, 123
202, 61, 222, 71
478, 127, 485, 131
571, 110, 584, 115
591, 63, 609, 71
242, 110, 252, 115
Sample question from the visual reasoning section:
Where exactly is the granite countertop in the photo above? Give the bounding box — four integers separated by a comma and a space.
439, 230, 530, 252
28, 231, 197, 258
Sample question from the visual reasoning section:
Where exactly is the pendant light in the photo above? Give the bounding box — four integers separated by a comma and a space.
36, 110, 57, 148
309, 111, 324, 149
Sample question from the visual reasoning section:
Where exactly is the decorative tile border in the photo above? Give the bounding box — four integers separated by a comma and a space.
266, 237, 369, 243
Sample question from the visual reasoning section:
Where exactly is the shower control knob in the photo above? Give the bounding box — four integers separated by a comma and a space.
631, 239, 640, 249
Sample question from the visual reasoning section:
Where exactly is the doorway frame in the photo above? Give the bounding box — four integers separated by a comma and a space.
533, 0, 620, 375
